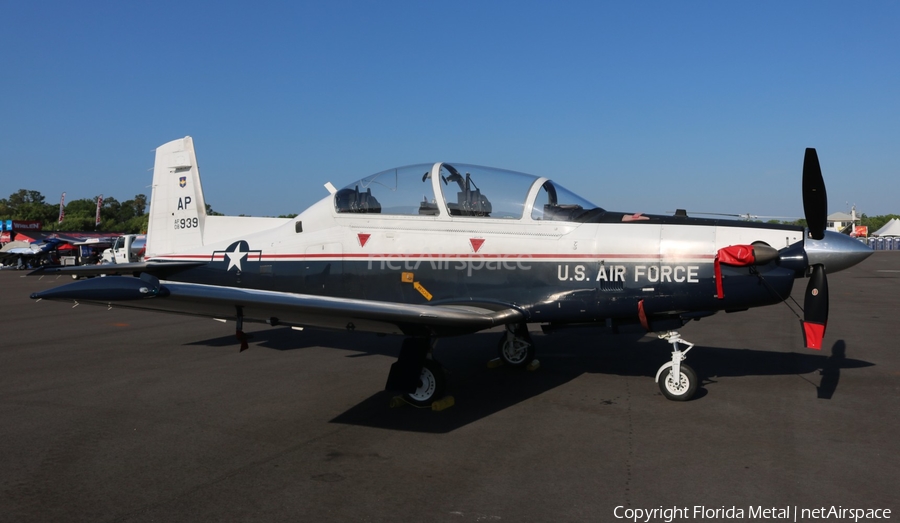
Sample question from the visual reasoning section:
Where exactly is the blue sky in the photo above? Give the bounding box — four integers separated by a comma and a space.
2, 2, 897, 218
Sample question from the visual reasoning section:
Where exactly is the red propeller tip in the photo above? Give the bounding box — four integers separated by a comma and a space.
802, 321, 826, 350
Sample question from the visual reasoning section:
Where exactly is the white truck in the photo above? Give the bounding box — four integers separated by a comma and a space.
101, 234, 146, 264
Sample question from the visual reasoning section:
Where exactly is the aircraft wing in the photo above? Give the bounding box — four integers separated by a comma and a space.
28, 261, 207, 278
1, 248, 43, 263
30, 275, 524, 337
5, 247, 39, 254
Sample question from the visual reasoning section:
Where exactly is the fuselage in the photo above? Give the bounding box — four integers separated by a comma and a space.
147, 162, 810, 327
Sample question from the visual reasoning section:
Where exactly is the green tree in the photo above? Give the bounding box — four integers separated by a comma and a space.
7, 189, 45, 207
1, 189, 153, 232
132, 194, 147, 216
0, 190, 57, 224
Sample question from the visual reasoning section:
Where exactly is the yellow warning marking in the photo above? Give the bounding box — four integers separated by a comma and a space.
413, 281, 433, 301
401, 272, 414, 283
487, 358, 504, 369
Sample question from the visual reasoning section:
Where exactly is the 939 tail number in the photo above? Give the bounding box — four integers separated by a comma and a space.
174, 217, 199, 230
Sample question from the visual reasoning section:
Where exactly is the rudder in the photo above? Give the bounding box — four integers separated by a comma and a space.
146, 136, 208, 257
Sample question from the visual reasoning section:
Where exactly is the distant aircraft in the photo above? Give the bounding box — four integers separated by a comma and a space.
30, 137, 872, 404
1, 238, 68, 268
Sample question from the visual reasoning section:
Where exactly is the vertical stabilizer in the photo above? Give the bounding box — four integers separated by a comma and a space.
146, 137, 208, 257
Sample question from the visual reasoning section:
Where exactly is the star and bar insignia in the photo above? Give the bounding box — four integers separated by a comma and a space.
211, 240, 263, 272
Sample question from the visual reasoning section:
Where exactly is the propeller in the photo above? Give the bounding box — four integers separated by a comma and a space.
802, 264, 828, 349
802, 148, 827, 240
801, 148, 829, 349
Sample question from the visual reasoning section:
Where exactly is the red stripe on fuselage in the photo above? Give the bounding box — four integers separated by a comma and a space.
148, 252, 716, 261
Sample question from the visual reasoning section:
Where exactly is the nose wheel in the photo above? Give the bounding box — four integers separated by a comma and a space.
658, 364, 698, 400
654, 331, 698, 401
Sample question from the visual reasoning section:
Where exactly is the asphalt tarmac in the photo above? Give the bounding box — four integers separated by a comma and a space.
2, 253, 898, 523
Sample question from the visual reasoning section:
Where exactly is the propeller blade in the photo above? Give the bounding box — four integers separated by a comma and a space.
802, 148, 828, 240
801, 264, 829, 349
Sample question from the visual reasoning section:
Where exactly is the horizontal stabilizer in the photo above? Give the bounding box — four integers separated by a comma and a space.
28, 261, 207, 278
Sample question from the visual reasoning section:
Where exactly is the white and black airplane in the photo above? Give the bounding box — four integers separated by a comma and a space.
30, 137, 873, 404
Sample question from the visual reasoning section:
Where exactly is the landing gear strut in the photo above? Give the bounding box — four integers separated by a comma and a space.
654, 331, 698, 401
235, 306, 251, 352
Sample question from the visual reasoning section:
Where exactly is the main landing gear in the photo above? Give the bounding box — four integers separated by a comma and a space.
385, 324, 539, 410
385, 338, 450, 408
654, 331, 698, 401
406, 359, 446, 407
497, 323, 536, 368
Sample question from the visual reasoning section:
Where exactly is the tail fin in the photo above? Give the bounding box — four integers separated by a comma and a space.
146, 137, 208, 257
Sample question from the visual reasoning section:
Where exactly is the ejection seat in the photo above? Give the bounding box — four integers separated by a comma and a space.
335, 186, 382, 213
443, 171, 492, 217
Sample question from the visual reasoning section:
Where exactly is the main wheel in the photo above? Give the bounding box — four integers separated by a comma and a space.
658, 364, 698, 401
405, 359, 446, 407
497, 327, 535, 367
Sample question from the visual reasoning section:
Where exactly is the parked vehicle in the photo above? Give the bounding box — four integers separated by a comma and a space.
101, 234, 146, 264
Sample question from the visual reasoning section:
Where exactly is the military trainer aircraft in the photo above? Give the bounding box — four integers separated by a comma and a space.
30, 137, 873, 404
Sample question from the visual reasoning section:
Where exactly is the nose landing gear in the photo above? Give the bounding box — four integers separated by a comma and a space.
654, 331, 698, 401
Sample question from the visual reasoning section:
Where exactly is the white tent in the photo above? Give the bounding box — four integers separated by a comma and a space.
871, 218, 900, 237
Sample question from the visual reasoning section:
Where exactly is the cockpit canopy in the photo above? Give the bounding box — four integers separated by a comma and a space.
334, 162, 601, 222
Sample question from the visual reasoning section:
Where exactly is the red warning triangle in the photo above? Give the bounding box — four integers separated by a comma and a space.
470, 238, 485, 253
358, 233, 371, 247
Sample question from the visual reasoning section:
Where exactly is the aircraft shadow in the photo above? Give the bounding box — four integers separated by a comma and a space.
553, 334, 871, 381
185, 327, 403, 359
186, 328, 872, 433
